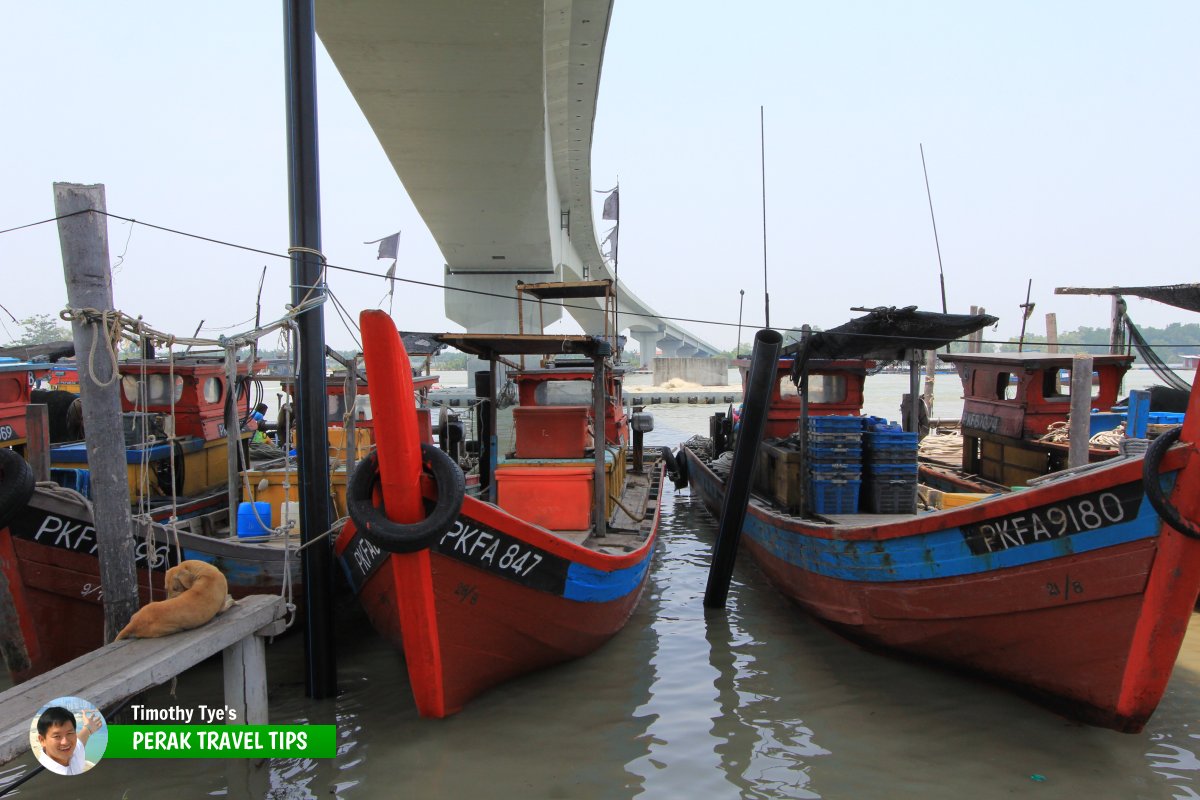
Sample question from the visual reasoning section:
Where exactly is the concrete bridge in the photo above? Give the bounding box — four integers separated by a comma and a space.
316, 0, 718, 359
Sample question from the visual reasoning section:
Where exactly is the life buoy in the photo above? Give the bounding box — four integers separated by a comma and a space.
1142, 426, 1200, 540
346, 444, 466, 553
0, 448, 34, 530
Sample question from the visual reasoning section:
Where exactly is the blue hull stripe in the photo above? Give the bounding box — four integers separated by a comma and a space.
565, 553, 653, 602
732, 473, 1176, 584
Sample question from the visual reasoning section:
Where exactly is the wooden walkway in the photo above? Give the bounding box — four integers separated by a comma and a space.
0, 594, 286, 767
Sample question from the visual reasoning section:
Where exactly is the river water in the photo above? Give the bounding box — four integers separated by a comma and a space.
6, 367, 1199, 799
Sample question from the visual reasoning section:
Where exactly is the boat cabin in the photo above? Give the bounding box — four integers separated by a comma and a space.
435, 331, 628, 534
939, 351, 1133, 486
737, 357, 872, 440
117, 357, 258, 441
0, 358, 50, 447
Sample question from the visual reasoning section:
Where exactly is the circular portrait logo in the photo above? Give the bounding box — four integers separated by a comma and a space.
29, 696, 107, 775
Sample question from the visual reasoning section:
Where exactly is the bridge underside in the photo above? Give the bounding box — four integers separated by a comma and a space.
316, 0, 716, 356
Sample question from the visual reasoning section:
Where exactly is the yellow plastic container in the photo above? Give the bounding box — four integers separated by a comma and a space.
941, 492, 995, 509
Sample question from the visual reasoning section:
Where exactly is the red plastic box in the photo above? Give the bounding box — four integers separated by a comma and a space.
512, 405, 591, 459
495, 465, 594, 530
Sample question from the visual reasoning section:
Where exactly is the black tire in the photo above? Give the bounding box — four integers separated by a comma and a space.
672, 446, 690, 489
660, 445, 689, 490
347, 444, 466, 554
1142, 426, 1200, 540
0, 448, 35, 530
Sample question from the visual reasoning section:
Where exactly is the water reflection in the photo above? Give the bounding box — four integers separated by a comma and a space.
8, 403, 1200, 798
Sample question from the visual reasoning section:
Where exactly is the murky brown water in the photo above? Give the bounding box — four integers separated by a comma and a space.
6, 372, 1198, 799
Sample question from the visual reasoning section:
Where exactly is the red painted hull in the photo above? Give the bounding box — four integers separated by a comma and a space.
683, 438, 1200, 732
0, 486, 300, 683
336, 484, 661, 718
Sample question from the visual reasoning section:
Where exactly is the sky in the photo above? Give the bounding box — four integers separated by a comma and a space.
2, 2, 1198, 354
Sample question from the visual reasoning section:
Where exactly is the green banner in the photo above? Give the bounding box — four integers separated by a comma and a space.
106, 725, 336, 759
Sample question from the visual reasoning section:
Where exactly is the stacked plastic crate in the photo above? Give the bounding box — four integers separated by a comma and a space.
807, 416, 864, 514
862, 419, 919, 513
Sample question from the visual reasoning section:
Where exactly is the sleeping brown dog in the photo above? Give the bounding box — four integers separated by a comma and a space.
115, 560, 232, 640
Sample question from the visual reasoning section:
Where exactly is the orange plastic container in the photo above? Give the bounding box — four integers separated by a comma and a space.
512, 405, 591, 459
495, 465, 593, 530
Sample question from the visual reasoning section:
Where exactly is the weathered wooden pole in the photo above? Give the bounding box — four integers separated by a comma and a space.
24, 404, 50, 483
1045, 313, 1059, 354
1068, 354, 1094, 469
284, 0, 335, 697
54, 182, 138, 642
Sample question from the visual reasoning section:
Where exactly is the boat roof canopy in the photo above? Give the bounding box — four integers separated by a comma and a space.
397, 331, 448, 357
435, 333, 612, 360
516, 279, 613, 300
782, 306, 998, 370
1056, 284, 1200, 314
939, 351, 1135, 369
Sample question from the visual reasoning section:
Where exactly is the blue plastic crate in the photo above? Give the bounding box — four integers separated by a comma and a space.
809, 442, 862, 459
865, 462, 918, 476
809, 462, 862, 479
808, 431, 863, 446
865, 431, 919, 449
809, 478, 862, 514
1148, 412, 1185, 425
864, 450, 918, 464
50, 467, 90, 498
809, 415, 865, 432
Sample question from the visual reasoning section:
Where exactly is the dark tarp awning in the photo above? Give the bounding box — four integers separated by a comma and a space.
435, 333, 611, 361
0, 340, 75, 362
399, 331, 447, 358
1056, 284, 1200, 315
782, 306, 998, 377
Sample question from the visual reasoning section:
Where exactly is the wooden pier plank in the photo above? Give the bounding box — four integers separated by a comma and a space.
0, 594, 285, 766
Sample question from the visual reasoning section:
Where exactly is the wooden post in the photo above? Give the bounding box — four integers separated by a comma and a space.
1068, 354, 1094, 469
54, 182, 138, 642
24, 404, 50, 483
906, 350, 922, 433
223, 635, 269, 725
968, 305, 981, 353
922, 349, 937, 419
1110, 295, 1126, 354
1045, 313, 1059, 354
225, 349, 241, 536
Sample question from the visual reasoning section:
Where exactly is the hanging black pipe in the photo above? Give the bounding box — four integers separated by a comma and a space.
475, 369, 492, 493
704, 328, 782, 609
283, 0, 334, 698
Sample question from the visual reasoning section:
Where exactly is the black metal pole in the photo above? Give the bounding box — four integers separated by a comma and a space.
283, 0, 334, 698
704, 328, 782, 609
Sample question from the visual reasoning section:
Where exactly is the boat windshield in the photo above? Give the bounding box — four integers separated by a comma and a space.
534, 380, 592, 406
781, 374, 847, 403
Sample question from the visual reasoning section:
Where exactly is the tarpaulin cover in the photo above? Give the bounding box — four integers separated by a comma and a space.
782, 306, 998, 378
1056, 284, 1200, 315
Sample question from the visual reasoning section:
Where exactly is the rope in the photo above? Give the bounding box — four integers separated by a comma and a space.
1037, 420, 1125, 449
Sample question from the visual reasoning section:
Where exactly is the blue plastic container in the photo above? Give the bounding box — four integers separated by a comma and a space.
809, 415, 865, 432
237, 501, 272, 537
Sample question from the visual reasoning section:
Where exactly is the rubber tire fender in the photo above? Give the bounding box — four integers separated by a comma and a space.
1142, 426, 1200, 540
346, 444, 466, 554
0, 448, 35, 531
660, 445, 689, 490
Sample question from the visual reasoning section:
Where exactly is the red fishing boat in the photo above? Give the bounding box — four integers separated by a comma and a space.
0, 356, 302, 684
680, 307, 1200, 731
334, 308, 663, 717
0, 358, 50, 449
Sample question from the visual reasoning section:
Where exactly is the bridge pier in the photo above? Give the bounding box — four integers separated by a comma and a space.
630, 327, 663, 366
